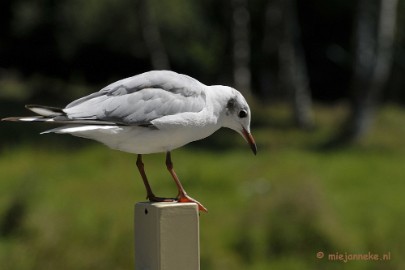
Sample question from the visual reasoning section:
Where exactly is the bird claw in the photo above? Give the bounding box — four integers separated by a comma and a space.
177, 193, 208, 212
147, 193, 208, 212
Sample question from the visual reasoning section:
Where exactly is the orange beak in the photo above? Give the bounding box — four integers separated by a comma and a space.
242, 128, 257, 155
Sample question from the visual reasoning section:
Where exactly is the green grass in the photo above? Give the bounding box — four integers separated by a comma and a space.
0, 104, 404, 269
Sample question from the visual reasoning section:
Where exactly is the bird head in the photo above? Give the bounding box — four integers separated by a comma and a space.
219, 87, 257, 155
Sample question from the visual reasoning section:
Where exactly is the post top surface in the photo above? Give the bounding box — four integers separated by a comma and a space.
136, 201, 198, 209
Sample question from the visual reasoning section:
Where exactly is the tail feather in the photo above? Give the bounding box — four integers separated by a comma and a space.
2, 104, 124, 126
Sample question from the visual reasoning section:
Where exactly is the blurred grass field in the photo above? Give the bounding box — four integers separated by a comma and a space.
0, 104, 404, 270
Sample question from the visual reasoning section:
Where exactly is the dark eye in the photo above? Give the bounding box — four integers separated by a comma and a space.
238, 110, 247, 118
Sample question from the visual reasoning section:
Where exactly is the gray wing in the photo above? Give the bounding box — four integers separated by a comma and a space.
63, 71, 207, 126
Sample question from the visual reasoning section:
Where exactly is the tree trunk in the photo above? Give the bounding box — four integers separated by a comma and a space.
232, 0, 252, 95
138, 0, 170, 70
259, 0, 282, 99
337, 0, 398, 143
279, 0, 314, 129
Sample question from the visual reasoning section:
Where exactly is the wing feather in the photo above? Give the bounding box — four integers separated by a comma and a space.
63, 71, 207, 126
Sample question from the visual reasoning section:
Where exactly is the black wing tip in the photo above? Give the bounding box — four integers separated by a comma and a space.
1, 117, 17, 122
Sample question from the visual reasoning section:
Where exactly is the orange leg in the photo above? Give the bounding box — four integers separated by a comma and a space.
165, 152, 208, 212
136, 154, 174, 202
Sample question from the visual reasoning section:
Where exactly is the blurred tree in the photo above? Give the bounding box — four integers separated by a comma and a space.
2, 0, 405, 108
336, 0, 398, 143
259, 0, 313, 129
256, 0, 280, 99
279, 0, 314, 129
137, 0, 170, 70
232, 0, 252, 94
151, 0, 230, 82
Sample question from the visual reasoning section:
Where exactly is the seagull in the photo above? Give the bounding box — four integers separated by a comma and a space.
2, 70, 257, 212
